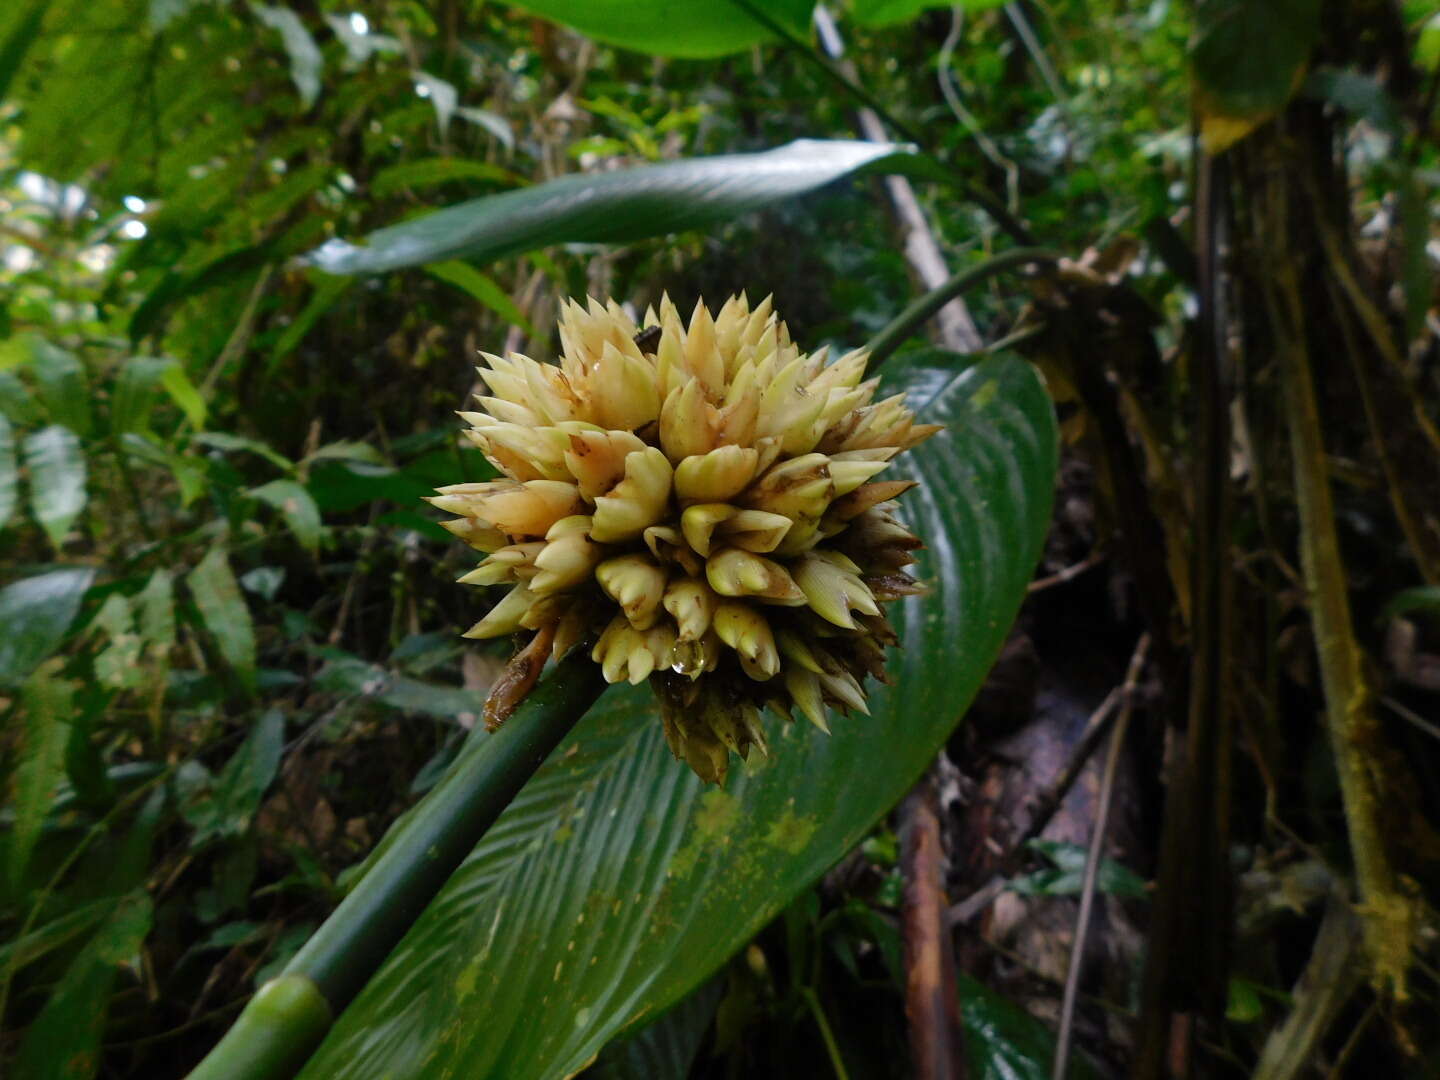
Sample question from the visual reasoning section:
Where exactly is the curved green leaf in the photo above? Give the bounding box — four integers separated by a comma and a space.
252, 3, 322, 109
189, 546, 258, 693
851, 0, 1005, 28
0, 412, 16, 529
304, 140, 916, 275
0, 567, 95, 687
299, 352, 1058, 1079
23, 424, 87, 549
501, 0, 812, 59
250, 478, 323, 553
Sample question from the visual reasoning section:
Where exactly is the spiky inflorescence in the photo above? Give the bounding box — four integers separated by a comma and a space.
429, 294, 938, 784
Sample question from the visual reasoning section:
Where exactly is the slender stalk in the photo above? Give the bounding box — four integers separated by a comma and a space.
1275, 273, 1420, 997
1052, 634, 1147, 1080
186, 654, 608, 1080
864, 248, 1058, 368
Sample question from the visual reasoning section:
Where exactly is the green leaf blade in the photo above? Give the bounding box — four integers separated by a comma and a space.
188, 547, 258, 693
0, 567, 95, 687
23, 424, 87, 549
500, 0, 813, 59
298, 352, 1058, 1079
304, 140, 916, 275
0, 412, 16, 529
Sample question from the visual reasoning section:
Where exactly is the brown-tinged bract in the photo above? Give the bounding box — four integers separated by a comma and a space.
430, 294, 938, 783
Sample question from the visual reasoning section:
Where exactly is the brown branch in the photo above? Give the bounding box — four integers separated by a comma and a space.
901, 774, 967, 1080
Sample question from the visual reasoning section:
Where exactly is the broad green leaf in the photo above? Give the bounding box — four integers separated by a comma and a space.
959, 973, 1105, 1080
186, 709, 286, 845
0, 567, 95, 687
159, 360, 207, 428
1192, 0, 1320, 152
23, 425, 87, 549
92, 593, 143, 690
305, 140, 917, 275
0, 412, 16, 529
500, 0, 812, 58
851, 0, 1006, 28
370, 159, 526, 199
13, 892, 153, 1080
250, 478, 323, 553
188, 546, 258, 693
10, 663, 74, 885
251, 3, 322, 108
110, 356, 173, 435
137, 569, 176, 651
0, 371, 42, 425
300, 353, 1058, 1079
27, 338, 92, 436
1006, 839, 1149, 899
424, 261, 539, 338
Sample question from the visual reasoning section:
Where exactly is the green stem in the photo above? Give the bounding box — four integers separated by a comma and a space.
864, 247, 1059, 369
799, 986, 851, 1080
186, 654, 608, 1080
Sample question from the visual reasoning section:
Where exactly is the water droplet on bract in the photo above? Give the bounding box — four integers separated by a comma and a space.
670, 640, 708, 678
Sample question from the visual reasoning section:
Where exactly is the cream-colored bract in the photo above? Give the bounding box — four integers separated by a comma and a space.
429, 294, 938, 783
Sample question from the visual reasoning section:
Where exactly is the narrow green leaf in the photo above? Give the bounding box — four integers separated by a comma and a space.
137, 569, 176, 651
13, 892, 153, 1080
159, 360, 208, 427
23, 424, 87, 549
193, 430, 294, 472
0, 412, 16, 529
424, 262, 538, 337
851, 0, 1006, 27
1382, 584, 1440, 620
110, 356, 173, 435
0, 567, 95, 687
189, 547, 258, 693
413, 71, 456, 137
303, 440, 385, 467
269, 273, 353, 366
456, 107, 515, 150
299, 354, 1059, 1080
1007, 839, 1149, 899
305, 140, 917, 275
251, 3, 322, 108
0, 898, 113, 977
188, 709, 286, 845
10, 663, 74, 885
250, 479, 322, 553
500, 0, 812, 58
27, 337, 92, 436
370, 159, 526, 199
